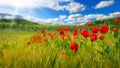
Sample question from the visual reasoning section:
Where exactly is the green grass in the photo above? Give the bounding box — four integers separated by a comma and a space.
0, 29, 120, 68
0, 18, 120, 68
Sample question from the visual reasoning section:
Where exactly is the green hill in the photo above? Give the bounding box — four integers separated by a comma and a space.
0, 17, 120, 31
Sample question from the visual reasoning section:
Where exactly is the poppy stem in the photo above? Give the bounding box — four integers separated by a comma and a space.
94, 49, 104, 56
59, 42, 62, 64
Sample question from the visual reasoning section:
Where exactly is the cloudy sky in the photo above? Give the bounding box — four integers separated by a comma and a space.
0, 0, 120, 25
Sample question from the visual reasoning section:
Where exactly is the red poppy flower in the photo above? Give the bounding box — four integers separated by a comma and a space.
67, 34, 71, 40
50, 35, 53, 40
48, 33, 52, 36
73, 32, 78, 37
40, 37, 47, 43
58, 29, 64, 35
64, 26, 69, 32
83, 31, 89, 38
80, 29, 89, 38
88, 22, 92, 26
114, 18, 120, 23
40, 30, 45, 33
48, 33, 54, 39
32, 35, 41, 41
99, 36, 104, 40
92, 27, 99, 33
112, 27, 118, 32
61, 36, 65, 41
80, 29, 87, 35
90, 33, 97, 42
100, 25, 109, 34
70, 42, 78, 53
74, 28, 79, 33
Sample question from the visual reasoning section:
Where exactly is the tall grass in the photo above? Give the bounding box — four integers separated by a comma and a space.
0, 29, 120, 68
0, 18, 120, 68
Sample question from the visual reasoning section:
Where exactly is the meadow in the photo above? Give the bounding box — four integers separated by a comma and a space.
0, 18, 120, 68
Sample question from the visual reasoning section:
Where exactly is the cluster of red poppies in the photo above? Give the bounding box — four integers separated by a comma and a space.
57, 26, 70, 35
27, 18, 120, 54
80, 25, 109, 42
69, 18, 119, 53
69, 25, 110, 53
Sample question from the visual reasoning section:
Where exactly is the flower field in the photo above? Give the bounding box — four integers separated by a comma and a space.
0, 18, 120, 68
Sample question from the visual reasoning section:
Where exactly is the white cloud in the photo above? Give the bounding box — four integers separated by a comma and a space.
0, 0, 72, 8
94, 12, 120, 20
22, 12, 120, 25
109, 12, 120, 17
0, 8, 15, 15
65, 2, 86, 13
48, 2, 65, 11
68, 14, 82, 20
61, 12, 120, 25
0, 0, 86, 13
3, 16, 15, 19
23, 15, 35, 21
64, 14, 88, 24
38, 15, 67, 24
95, 0, 114, 9
48, 1, 86, 13
58, 15, 66, 19
84, 14, 105, 20
0, 0, 38, 8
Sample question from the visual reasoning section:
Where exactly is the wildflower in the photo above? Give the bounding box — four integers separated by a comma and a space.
64, 26, 69, 32
50, 35, 53, 40
74, 28, 79, 33
73, 32, 78, 38
92, 27, 99, 33
40, 30, 45, 33
40, 37, 46, 43
90, 33, 97, 42
114, 18, 120, 23
80, 29, 89, 38
88, 22, 92, 26
58, 29, 64, 35
48, 33, 52, 36
48, 33, 54, 40
67, 34, 71, 40
32, 35, 41, 41
100, 25, 109, 34
99, 35, 104, 40
61, 36, 65, 41
70, 42, 78, 53
112, 27, 118, 32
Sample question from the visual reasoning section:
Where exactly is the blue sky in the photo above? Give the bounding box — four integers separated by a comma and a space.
0, 0, 120, 25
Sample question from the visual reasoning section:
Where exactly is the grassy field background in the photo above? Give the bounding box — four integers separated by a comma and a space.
0, 18, 120, 68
